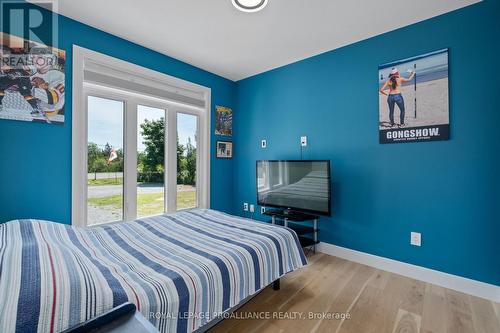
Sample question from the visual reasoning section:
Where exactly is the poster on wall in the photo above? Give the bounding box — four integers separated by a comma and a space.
215, 105, 233, 136
0, 32, 65, 124
378, 49, 449, 143
216, 141, 233, 159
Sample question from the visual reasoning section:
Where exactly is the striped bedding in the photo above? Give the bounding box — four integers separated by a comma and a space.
0, 209, 306, 333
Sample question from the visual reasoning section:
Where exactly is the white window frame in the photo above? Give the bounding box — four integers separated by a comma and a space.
72, 45, 211, 227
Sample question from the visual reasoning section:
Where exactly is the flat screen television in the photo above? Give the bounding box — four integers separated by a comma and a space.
256, 160, 331, 216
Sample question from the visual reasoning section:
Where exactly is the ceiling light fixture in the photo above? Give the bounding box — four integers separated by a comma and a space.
231, 0, 268, 13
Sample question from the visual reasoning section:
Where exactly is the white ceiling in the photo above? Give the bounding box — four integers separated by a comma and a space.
47, 0, 479, 81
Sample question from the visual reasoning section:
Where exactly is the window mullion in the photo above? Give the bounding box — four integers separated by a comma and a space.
166, 109, 177, 213
124, 100, 138, 221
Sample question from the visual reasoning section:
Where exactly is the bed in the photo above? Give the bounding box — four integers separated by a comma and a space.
0, 209, 307, 333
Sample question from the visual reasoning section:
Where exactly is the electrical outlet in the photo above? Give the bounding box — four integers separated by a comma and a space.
410, 232, 422, 247
261, 139, 267, 148
249, 204, 255, 213
301, 136, 307, 147
243, 203, 249, 211
261, 207, 266, 214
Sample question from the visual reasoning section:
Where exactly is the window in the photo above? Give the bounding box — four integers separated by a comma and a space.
87, 96, 124, 225
137, 105, 166, 218
72, 46, 210, 227
177, 113, 198, 210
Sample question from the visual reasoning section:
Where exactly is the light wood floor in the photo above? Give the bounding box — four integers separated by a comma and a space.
209, 252, 500, 333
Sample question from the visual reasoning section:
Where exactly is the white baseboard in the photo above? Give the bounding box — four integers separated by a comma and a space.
316, 242, 500, 303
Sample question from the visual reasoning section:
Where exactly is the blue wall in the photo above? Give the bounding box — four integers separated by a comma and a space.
234, 0, 500, 286
0, 2, 235, 223
1, 0, 498, 286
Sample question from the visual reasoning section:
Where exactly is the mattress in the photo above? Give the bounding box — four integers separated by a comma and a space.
0, 209, 306, 333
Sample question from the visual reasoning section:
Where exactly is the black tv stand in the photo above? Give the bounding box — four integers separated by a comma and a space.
263, 209, 319, 252
266, 208, 318, 221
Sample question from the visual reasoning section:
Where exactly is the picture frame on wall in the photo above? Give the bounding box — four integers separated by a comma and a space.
215, 106, 233, 136
0, 32, 66, 124
216, 141, 233, 159
378, 48, 449, 144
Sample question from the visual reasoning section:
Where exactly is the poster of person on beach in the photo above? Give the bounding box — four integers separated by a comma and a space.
0, 32, 65, 124
378, 49, 449, 144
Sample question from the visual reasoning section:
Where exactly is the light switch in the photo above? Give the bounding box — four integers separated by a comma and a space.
410, 232, 422, 247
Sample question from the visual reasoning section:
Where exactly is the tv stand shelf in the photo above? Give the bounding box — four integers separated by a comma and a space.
263, 209, 318, 221
287, 222, 318, 236
263, 209, 319, 252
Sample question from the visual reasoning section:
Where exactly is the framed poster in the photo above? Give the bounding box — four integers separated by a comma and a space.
0, 32, 65, 124
215, 105, 232, 136
378, 49, 449, 143
216, 141, 233, 159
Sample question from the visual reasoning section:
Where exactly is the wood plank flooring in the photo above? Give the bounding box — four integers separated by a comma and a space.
209, 253, 500, 333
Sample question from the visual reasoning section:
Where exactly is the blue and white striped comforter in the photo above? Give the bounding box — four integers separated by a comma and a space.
0, 209, 306, 333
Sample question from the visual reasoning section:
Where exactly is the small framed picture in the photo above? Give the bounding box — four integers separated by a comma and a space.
216, 141, 233, 159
